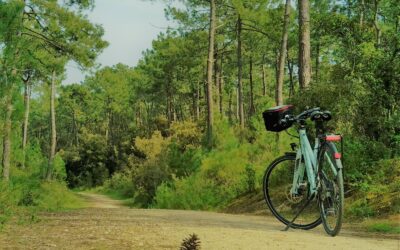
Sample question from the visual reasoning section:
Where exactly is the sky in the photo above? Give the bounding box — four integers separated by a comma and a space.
63, 0, 174, 85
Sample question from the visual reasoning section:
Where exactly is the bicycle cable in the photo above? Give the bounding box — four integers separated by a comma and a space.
285, 129, 299, 139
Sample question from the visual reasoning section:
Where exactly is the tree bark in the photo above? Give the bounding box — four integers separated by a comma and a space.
206, 0, 216, 146
192, 86, 197, 121
218, 53, 224, 115
166, 80, 173, 125
237, 15, 245, 128
249, 56, 255, 116
196, 81, 200, 120
274, 53, 279, 97
46, 70, 57, 181
236, 87, 239, 121
373, 0, 381, 46
298, 0, 312, 89
228, 89, 233, 123
2, 91, 12, 182
22, 79, 31, 169
315, 41, 320, 84
359, 0, 365, 27
214, 49, 220, 106
262, 55, 267, 97
276, 0, 291, 106
287, 49, 295, 97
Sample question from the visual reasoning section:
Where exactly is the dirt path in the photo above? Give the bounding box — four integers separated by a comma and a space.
77, 192, 126, 209
0, 193, 398, 250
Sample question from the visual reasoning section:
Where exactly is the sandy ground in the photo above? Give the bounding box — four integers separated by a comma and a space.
0, 193, 398, 250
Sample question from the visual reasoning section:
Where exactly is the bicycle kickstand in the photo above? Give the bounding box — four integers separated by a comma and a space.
282, 195, 314, 232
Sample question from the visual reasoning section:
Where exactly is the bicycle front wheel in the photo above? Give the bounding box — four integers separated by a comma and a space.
318, 143, 344, 236
263, 154, 321, 230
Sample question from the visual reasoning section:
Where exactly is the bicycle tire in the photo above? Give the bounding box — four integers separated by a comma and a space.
263, 154, 322, 230
318, 142, 344, 236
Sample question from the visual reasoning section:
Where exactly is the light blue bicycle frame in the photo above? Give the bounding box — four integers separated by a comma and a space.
290, 128, 320, 197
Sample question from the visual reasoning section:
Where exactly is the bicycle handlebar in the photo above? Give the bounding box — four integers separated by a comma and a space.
280, 107, 330, 126
295, 107, 321, 120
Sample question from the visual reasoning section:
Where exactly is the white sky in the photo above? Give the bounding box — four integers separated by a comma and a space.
63, 0, 174, 85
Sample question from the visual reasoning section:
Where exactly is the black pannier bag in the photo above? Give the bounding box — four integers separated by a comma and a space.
262, 105, 294, 132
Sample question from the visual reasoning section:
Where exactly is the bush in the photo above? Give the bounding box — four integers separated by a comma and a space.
132, 157, 172, 207
154, 175, 226, 210
100, 124, 204, 207
35, 181, 84, 211
347, 158, 400, 218
63, 131, 109, 188
0, 181, 17, 227
103, 172, 135, 198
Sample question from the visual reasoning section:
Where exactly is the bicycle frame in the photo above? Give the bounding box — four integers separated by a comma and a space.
291, 128, 320, 197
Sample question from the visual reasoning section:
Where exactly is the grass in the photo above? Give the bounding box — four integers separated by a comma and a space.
366, 222, 400, 234
83, 186, 135, 207
37, 182, 87, 211
0, 180, 87, 230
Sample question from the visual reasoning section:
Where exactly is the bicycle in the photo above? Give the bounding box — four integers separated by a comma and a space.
262, 105, 344, 236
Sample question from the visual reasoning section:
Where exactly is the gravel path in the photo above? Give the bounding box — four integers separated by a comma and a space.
0, 193, 398, 250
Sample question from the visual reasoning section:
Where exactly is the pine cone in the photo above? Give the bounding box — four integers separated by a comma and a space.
180, 233, 201, 250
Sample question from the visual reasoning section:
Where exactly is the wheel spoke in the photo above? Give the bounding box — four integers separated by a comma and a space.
318, 144, 344, 236
264, 155, 321, 230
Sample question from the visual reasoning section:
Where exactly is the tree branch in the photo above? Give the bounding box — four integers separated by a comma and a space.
22, 27, 67, 52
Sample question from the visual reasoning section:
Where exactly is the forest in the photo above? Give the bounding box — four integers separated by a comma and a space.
0, 0, 399, 228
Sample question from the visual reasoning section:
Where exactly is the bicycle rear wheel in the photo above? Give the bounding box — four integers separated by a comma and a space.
263, 154, 321, 230
318, 143, 344, 236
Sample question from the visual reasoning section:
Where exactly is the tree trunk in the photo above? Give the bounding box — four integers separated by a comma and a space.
215, 49, 220, 103
218, 53, 224, 115
359, 0, 365, 27
237, 15, 245, 128
228, 89, 233, 123
196, 81, 200, 120
276, 0, 291, 106
73, 110, 79, 147
249, 56, 255, 116
166, 80, 173, 125
2, 92, 12, 182
315, 41, 320, 84
172, 98, 177, 122
373, 0, 381, 46
206, 0, 216, 146
192, 86, 197, 121
46, 70, 57, 181
287, 49, 295, 97
262, 55, 267, 97
22, 79, 31, 169
298, 0, 312, 89
274, 53, 279, 97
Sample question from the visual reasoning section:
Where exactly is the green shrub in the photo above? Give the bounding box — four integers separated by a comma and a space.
367, 223, 400, 234
53, 154, 67, 181
244, 164, 256, 193
35, 181, 84, 211
347, 158, 400, 218
154, 175, 226, 210
132, 159, 172, 207
348, 198, 375, 217
0, 181, 17, 226
103, 172, 135, 198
